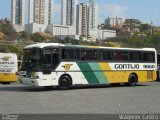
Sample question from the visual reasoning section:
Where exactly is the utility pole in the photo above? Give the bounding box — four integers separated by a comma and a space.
150, 20, 153, 35
98, 29, 101, 46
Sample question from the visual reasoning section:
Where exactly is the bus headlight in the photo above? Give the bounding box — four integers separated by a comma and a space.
31, 72, 36, 77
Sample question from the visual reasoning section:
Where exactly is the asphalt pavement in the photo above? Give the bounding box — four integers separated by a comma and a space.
0, 82, 160, 114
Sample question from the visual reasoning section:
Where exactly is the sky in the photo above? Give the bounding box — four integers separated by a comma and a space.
0, 0, 160, 26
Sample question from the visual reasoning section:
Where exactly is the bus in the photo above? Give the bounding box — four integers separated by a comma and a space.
157, 53, 160, 81
0, 53, 18, 84
18, 43, 157, 89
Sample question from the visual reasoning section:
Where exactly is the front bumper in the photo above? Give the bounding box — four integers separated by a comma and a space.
19, 77, 41, 86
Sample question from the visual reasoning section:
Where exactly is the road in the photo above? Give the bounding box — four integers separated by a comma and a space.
0, 82, 160, 114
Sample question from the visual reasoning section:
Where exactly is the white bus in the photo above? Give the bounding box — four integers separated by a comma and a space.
0, 53, 18, 84
19, 43, 157, 89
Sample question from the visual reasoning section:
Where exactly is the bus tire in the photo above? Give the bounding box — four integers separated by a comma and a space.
1, 82, 10, 85
110, 83, 120, 87
127, 74, 138, 86
58, 75, 72, 90
44, 86, 53, 90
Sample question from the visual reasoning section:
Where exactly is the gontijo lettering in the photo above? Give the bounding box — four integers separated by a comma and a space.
0, 53, 18, 83
0, 62, 14, 65
115, 64, 140, 69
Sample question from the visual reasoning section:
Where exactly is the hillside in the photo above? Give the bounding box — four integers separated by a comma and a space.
0, 22, 17, 40
1, 21, 160, 55
0, 32, 6, 40
105, 34, 160, 52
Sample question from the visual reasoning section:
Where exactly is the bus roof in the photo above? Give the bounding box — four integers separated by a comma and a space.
24, 43, 156, 52
24, 43, 64, 49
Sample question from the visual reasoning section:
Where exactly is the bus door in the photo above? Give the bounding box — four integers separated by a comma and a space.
42, 48, 59, 75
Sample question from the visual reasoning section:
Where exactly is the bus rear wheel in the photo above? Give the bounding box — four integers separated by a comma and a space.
127, 74, 138, 86
58, 75, 72, 90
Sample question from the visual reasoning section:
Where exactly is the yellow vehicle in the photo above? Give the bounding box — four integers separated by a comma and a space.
0, 53, 18, 84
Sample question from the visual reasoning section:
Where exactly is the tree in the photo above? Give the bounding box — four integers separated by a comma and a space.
0, 22, 17, 40
31, 33, 45, 42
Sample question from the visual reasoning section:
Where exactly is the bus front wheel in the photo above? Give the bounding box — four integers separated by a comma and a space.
127, 74, 138, 86
58, 75, 72, 90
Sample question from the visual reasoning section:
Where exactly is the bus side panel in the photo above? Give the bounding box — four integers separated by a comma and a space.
101, 71, 156, 83
77, 62, 109, 84
99, 62, 156, 83
154, 70, 157, 81
43, 61, 157, 86
77, 62, 154, 84
0, 53, 18, 83
0, 73, 17, 82
102, 71, 145, 83
56, 62, 88, 85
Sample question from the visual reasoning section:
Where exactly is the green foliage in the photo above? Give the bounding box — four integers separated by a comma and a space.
140, 24, 151, 32
50, 37, 96, 46
31, 33, 45, 42
124, 19, 141, 25
0, 44, 23, 56
0, 23, 17, 39
106, 33, 160, 52
19, 31, 28, 38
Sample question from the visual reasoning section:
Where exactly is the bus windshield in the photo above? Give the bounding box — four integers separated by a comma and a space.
22, 48, 42, 71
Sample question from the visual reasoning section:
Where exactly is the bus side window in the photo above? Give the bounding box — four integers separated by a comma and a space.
114, 51, 121, 60
107, 51, 113, 60
62, 49, 76, 60
80, 50, 98, 61
143, 52, 155, 62
122, 52, 129, 61
80, 50, 88, 60
100, 51, 113, 61
64, 49, 80, 60
130, 52, 141, 61
92, 50, 98, 60
74, 49, 80, 60
52, 49, 59, 68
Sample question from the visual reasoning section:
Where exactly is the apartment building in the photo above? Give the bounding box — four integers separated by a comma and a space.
77, 0, 98, 37
77, 3, 89, 36
88, 0, 98, 30
29, 0, 54, 25
105, 16, 124, 29
11, 0, 25, 25
61, 0, 78, 26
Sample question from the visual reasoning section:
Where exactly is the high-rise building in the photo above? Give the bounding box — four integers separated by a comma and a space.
88, 0, 98, 30
11, 0, 25, 25
48, 0, 54, 24
61, 0, 78, 26
77, 0, 98, 36
29, 0, 54, 25
105, 16, 124, 29
77, 3, 89, 36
